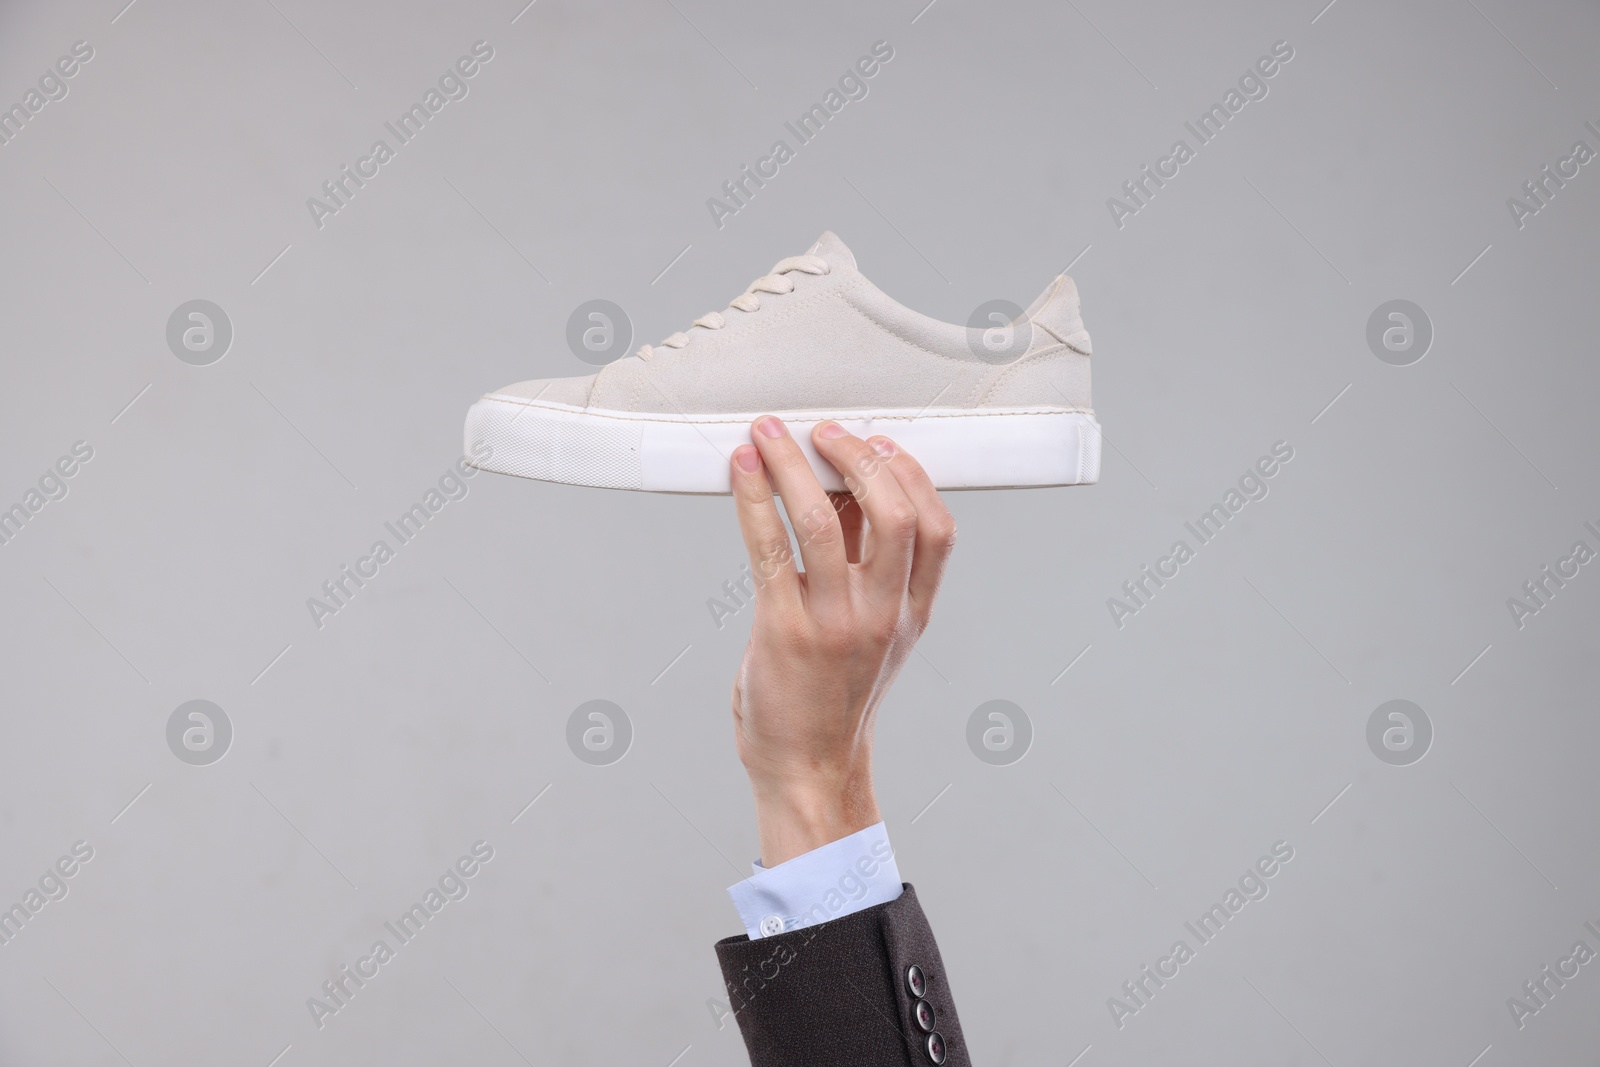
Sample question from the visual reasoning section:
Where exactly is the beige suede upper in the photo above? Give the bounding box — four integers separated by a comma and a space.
490, 232, 1092, 416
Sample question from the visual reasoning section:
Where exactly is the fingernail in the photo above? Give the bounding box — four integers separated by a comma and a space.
734, 445, 761, 472
817, 421, 847, 440
871, 437, 895, 458
756, 416, 786, 439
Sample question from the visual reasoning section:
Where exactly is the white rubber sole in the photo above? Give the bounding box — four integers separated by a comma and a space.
463, 395, 1101, 494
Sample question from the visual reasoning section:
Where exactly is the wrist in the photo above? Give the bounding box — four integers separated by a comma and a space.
750, 771, 880, 867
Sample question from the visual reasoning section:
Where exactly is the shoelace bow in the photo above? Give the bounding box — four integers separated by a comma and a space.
635, 254, 830, 361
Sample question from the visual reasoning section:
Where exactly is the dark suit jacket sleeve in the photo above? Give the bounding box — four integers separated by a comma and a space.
713, 883, 970, 1066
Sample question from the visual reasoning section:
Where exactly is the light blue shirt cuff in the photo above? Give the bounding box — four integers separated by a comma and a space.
726, 822, 903, 940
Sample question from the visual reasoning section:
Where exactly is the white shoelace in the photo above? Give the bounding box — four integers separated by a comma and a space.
635, 254, 830, 361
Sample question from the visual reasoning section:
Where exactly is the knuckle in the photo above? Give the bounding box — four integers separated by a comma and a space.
882, 504, 919, 540
754, 537, 794, 576
798, 506, 842, 547
739, 483, 775, 510
774, 612, 812, 649
927, 514, 958, 551
756, 609, 809, 652
867, 614, 899, 645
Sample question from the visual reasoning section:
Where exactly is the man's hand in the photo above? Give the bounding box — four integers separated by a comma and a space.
728, 416, 957, 867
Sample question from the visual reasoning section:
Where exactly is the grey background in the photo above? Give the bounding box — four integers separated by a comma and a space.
1, 0, 1596, 1064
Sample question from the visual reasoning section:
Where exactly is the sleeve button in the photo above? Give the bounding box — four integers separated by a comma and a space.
905, 964, 927, 998
924, 1031, 947, 1064
913, 999, 936, 1032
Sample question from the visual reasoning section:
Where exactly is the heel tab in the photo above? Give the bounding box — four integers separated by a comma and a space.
1027, 274, 1091, 355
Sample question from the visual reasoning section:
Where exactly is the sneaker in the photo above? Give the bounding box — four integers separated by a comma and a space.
463, 232, 1100, 493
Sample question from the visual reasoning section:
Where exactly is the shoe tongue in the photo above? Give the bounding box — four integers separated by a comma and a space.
805, 231, 857, 272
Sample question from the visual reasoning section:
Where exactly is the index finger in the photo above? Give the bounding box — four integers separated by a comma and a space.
749, 416, 850, 613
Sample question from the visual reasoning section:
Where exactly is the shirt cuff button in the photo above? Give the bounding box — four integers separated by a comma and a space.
759, 914, 785, 937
